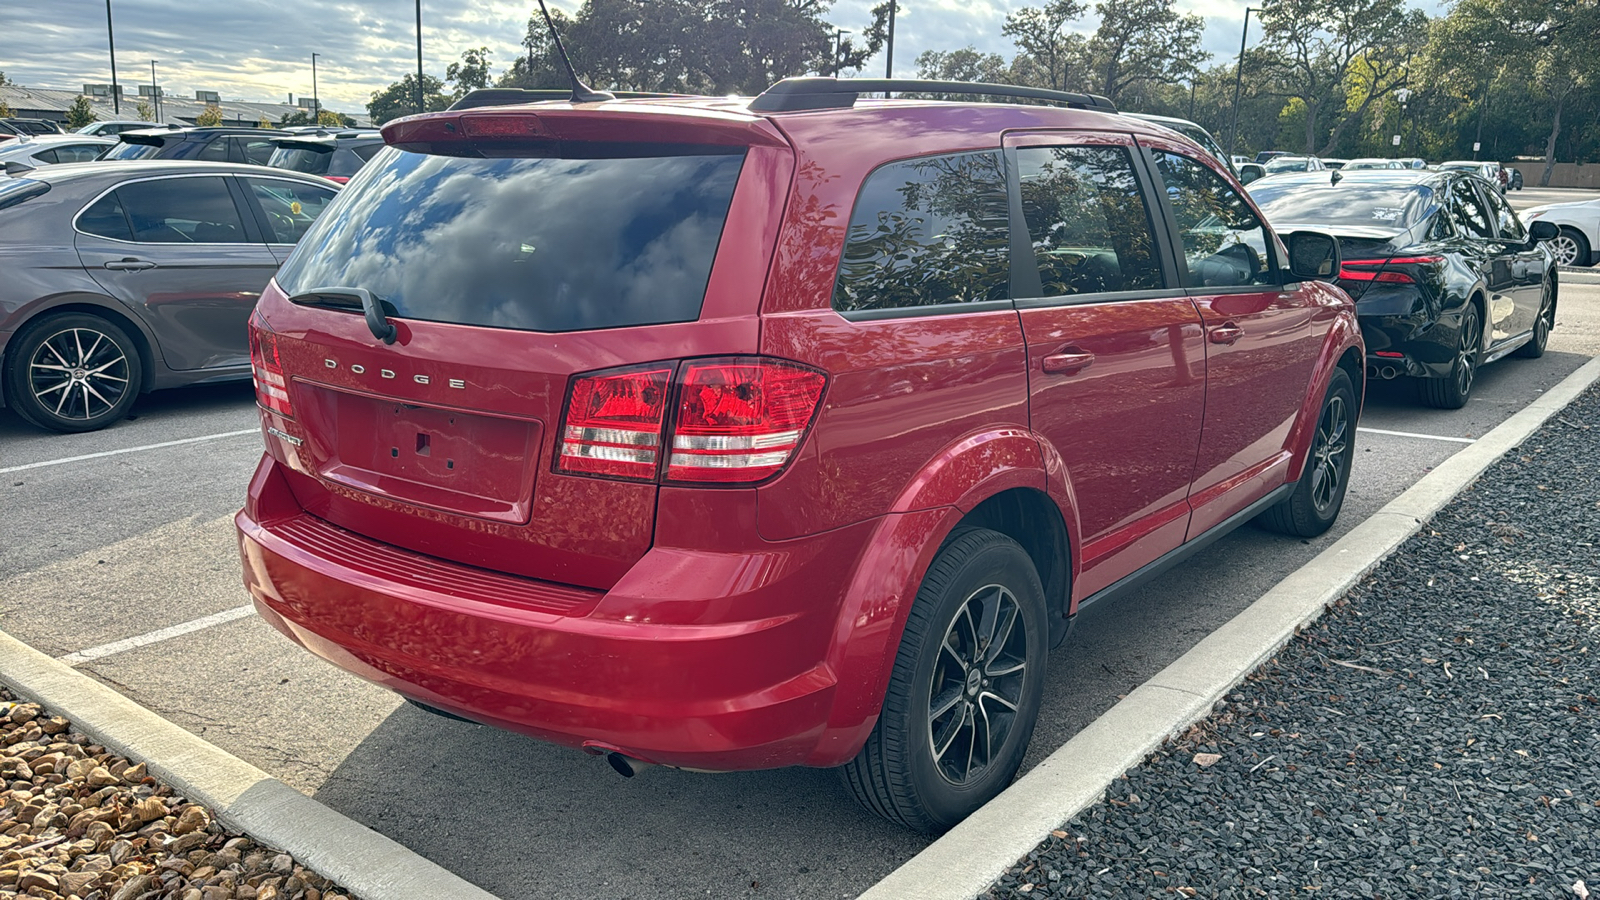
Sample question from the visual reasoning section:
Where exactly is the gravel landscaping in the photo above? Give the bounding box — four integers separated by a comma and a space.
0, 690, 354, 900
983, 383, 1600, 899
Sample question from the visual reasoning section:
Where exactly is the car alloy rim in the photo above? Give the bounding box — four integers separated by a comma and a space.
927, 582, 1028, 786
1457, 309, 1478, 396
1548, 235, 1579, 267
1310, 394, 1349, 513
28, 327, 131, 421
1536, 285, 1553, 346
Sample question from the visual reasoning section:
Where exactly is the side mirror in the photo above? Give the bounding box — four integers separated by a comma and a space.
1527, 220, 1559, 244
1286, 231, 1341, 282
1239, 166, 1262, 185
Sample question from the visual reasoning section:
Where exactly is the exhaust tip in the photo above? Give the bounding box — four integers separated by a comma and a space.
607, 751, 648, 778
1381, 366, 1398, 380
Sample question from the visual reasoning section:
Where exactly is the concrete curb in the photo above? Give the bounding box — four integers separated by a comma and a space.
0, 628, 502, 900
1558, 266, 1600, 284
859, 353, 1600, 900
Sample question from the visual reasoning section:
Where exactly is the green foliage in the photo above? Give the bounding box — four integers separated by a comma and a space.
67, 95, 98, 129
316, 109, 354, 127
447, 47, 493, 97
134, 100, 154, 122
915, 48, 1009, 84
1002, 0, 1090, 91
195, 104, 224, 127
279, 110, 310, 127
366, 73, 450, 126
0, 99, 14, 118
1084, 0, 1209, 104
258, 117, 273, 129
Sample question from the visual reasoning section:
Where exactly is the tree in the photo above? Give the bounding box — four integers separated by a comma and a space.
0, 71, 9, 86
316, 109, 354, 127
279, 110, 311, 127
915, 47, 1009, 84
257, 117, 274, 129
447, 47, 493, 98
1002, 0, 1090, 91
366, 73, 451, 125
195, 104, 224, 126
1083, 0, 1208, 105
1257, 0, 1426, 154
135, 100, 155, 121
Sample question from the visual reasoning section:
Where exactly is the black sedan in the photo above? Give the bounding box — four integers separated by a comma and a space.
1250, 170, 1559, 409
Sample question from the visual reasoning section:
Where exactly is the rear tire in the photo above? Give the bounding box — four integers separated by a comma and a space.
1419, 303, 1480, 410
1515, 277, 1555, 359
1257, 368, 1356, 538
3, 312, 143, 433
839, 528, 1048, 834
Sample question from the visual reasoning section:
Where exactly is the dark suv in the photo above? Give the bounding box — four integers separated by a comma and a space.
102, 126, 282, 166
237, 77, 1363, 832
266, 130, 386, 183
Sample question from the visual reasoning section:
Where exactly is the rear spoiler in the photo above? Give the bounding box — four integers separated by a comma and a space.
449, 88, 697, 110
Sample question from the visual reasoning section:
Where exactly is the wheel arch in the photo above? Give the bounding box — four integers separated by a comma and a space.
1, 296, 158, 406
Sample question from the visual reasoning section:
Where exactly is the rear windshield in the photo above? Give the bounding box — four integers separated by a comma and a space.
274, 144, 746, 333
1251, 182, 1434, 229
269, 146, 332, 175
102, 141, 162, 160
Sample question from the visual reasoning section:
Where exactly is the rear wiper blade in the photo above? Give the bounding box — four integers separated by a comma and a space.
286, 286, 397, 345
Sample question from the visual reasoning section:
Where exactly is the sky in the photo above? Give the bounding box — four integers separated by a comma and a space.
0, 0, 1439, 114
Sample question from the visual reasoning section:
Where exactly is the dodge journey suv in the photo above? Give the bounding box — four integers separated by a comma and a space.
237, 77, 1363, 832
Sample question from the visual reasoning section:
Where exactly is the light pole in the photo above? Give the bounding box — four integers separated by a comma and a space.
1226, 6, 1262, 157
311, 53, 321, 122
885, 1, 897, 79
833, 29, 850, 76
415, 0, 425, 114
105, 0, 120, 115
149, 60, 160, 123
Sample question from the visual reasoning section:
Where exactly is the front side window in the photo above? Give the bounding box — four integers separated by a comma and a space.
1446, 181, 1495, 240
1477, 182, 1525, 241
832, 151, 1010, 312
1153, 151, 1274, 288
246, 178, 338, 244
115, 177, 249, 243
1016, 145, 1165, 297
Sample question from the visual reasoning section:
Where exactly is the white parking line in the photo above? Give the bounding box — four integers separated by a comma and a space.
0, 428, 258, 475
60, 605, 255, 666
1358, 427, 1478, 444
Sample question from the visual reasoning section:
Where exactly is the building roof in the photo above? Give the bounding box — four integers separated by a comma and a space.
0, 83, 370, 129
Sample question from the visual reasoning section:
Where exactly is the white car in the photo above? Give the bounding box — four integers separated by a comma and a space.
75, 120, 161, 137
1522, 198, 1600, 267
0, 134, 116, 174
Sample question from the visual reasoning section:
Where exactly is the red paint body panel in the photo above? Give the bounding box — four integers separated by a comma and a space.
238, 96, 1364, 773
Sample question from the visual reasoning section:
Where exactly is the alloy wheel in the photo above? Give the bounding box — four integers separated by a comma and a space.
1309, 395, 1350, 514
27, 326, 132, 422
1535, 288, 1554, 347
1456, 308, 1479, 398
927, 583, 1028, 786
1548, 235, 1580, 267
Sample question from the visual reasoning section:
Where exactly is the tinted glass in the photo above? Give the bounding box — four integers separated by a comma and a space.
833, 151, 1010, 312
351, 143, 385, 162
1264, 157, 1315, 174
30, 149, 60, 164
1016, 145, 1165, 296
0, 178, 51, 211
269, 146, 332, 175
1446, 180, 1494, 240
1250, 182, 1433, 229
197, 138, 230, 162
117, 177, 249, 243
246, 178, 338, 243
1154, 151, 1275, 288
77, 193, 132, 240
239, 139, 277, 165
54, 145, 107, 163
275, 145, 745, 333
1477, 182, 1524, 240
101, 141, 160, 160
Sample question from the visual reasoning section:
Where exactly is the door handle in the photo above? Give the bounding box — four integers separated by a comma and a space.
1209, 323, 1244, 345
103, 258, 156, 271
1041, 347, 1095, 375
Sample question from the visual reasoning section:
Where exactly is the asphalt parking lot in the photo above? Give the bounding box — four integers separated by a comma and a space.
3, 266, 1599, 896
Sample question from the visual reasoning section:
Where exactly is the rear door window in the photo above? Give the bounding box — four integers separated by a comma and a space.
1152, 151, 1275, 288
1446, 180, 1495, 240
1015, 145, 1166, 297
77, 193, 133, 240
274, 145, 746, 333
832, 150, 1010, 312
1477, 182, 1525, 241
116, 177, 251, 243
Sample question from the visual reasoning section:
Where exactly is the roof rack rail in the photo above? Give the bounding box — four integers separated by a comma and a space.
748, 77, 1117, 114
449, 88, 694, 111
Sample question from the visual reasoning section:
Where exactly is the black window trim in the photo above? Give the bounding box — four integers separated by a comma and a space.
1137, 140, 1288, 294
829, 146, 1018, 322
1003, 133, 1183, 308
70, 172, 262, 247
236, 173, 340, 246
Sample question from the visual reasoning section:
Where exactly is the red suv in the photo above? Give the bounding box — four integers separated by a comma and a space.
237, 77, 1362, 832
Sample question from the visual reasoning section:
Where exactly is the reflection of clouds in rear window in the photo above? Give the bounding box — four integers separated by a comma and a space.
275, 148, 745, 333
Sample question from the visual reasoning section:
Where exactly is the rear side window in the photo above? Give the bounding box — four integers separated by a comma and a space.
116, 177, 250, 243
1153, 151, 1275, 288
269, 146, 332, 175
832, 150, 1010, 312
78, 193, 132, 240
274, 145, 746, 333
1016, 145, 1165, 297
352, 143, 386, 162
102, 141, 160, 161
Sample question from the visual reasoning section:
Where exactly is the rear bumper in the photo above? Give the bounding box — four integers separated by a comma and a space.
1358, 312, 1457, 379
237, 454, 878, 771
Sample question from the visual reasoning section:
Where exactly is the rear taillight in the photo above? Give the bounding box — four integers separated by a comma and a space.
1339, 256, 1443, 284
249, 312, 293, 417
666, 359, 826, 484
557, 365, 673, 481
555, 357, 827, 486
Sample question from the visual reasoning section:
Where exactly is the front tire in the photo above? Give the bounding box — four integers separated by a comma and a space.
3, 313, 143, 433
1419, 303, 1480, 410
840, 528, 1048, 833
1258, 367, 1356, 538
1549, 227, 1589, 268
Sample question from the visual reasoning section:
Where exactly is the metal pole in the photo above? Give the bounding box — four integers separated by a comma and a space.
834, 29, 848, 77
1188, 77, 1198, 120
311, 53, 320, 121
1474, 78, 1490, 160
150, 60, 159, 122
415, 0, 425, 114
106, 0, 120, 115
885, 1, 897, 79
1226, 7, 1257, 156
